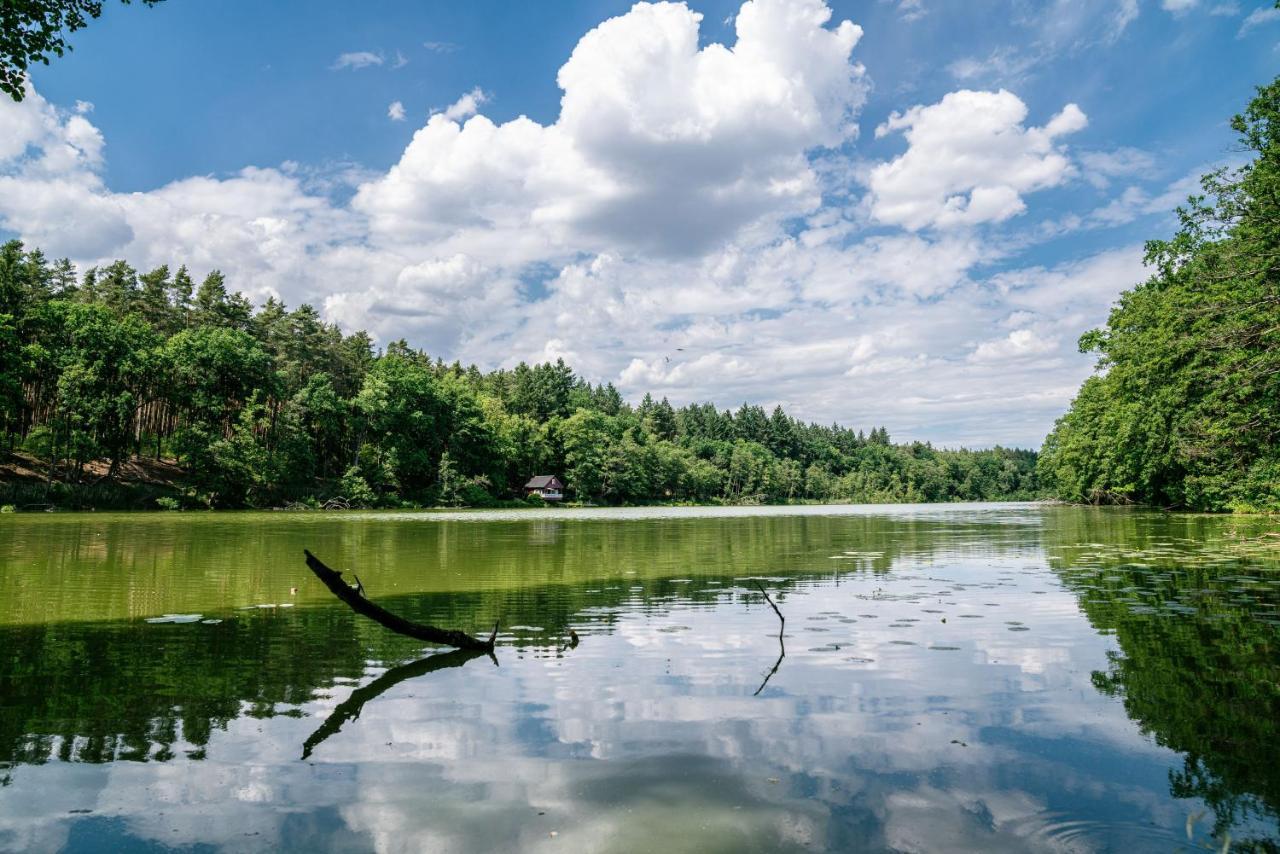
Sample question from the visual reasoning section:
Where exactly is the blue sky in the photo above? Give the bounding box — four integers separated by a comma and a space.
3, 0, 1279, 446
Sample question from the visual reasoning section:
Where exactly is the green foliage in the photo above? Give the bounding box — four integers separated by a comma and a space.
46, 301, 157, 476
0, 1, 164, 101
0, 238, 1040, 509
354, 353, 450, 494
0, 313, 21, 437
562, 408, 619, 500
1040, 77, 1280, 511
339, 466, 378, 509
436, 451, 464, 507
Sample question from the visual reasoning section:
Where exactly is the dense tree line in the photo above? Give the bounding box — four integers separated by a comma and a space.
0, 241, 1038, 509
1039, 76, 1280, 512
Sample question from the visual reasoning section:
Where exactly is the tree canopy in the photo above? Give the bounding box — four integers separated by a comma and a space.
1, 0, 162, 101
1039, 74, 1280, 511
0, 242, 1039, 510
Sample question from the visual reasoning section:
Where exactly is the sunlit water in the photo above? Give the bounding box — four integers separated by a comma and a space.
0, 503, 1277, 852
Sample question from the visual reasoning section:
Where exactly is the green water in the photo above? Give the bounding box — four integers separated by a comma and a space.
0, 503, 1277, 852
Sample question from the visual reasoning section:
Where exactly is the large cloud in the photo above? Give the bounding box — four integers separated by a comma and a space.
0, 86, 354, 303
353, 0, 867, 258
867, 89, 1086, 231
0, 88, 131, 257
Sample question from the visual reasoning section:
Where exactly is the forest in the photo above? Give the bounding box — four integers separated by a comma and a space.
0, 243, 1037, 510
1037, 76, 1280, 512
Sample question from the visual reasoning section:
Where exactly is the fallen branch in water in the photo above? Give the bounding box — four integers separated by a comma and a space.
753, 581, 785, 696
302, 648, 493, 759
303, 549, 498, 651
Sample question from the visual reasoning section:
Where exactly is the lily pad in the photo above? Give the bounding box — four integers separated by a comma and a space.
145, 614, 203, 624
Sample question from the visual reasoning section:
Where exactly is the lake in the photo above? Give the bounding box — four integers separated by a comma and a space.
0, 502, 1277, 853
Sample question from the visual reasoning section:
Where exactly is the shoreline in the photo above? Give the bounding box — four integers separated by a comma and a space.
6, 493, 1269, 517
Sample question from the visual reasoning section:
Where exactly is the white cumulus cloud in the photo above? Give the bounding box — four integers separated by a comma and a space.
438, 88, 489, 122
968, 328, 1059, 363
354, 0, 868, 258
867, 89, 1087, 231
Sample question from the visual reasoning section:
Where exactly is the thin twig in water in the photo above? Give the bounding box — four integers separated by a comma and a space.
754, 581, 786, 633
753, 581, 786, 696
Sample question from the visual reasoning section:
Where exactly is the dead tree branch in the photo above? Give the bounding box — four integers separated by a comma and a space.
303, 549, 498, 651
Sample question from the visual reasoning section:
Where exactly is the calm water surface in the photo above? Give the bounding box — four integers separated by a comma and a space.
0, 503, 1277, 852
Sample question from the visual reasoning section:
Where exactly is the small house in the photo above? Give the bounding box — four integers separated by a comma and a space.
524, 475, 565, 501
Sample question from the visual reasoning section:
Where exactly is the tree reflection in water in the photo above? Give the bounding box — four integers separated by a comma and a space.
1046, 511, 1280, 848
0, 505, 1277, 851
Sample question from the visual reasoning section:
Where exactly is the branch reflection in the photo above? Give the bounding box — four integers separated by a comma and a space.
302, 648, 494, 760
754, 633, 785, 697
